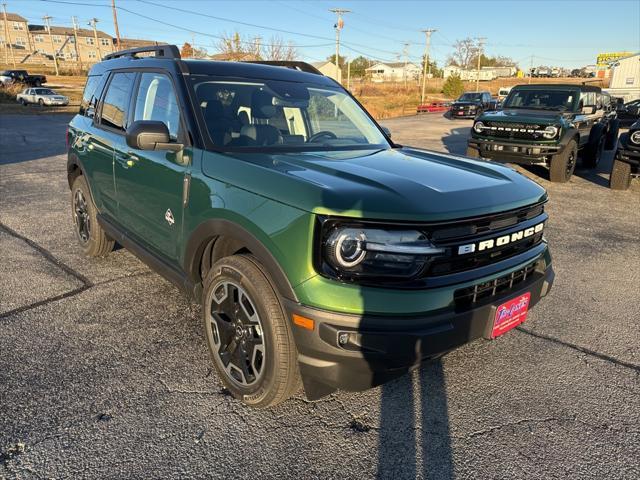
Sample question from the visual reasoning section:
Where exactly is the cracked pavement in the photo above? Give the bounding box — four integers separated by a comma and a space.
1, 113, 639, 479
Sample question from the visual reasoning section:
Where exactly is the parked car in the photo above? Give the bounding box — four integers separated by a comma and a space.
467, 84, 619, 182
610, 120, 639, 190
0, 70, 47, 87
497, 86, 512, 103
17, 87, 69, 106
67, 45, 554, 407
616, 99, 640, 127
449, 91, 497, 118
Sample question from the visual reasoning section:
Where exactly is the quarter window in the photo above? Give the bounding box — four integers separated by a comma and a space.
133, 73, 181, 140
100, 72, 135, 132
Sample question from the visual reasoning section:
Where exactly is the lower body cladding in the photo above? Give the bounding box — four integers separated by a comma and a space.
286, 250, 554, 400
468, 137, 562, 164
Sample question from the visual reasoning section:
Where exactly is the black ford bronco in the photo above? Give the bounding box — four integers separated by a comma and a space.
467, 84, 620, 182
610, 119, 639, 190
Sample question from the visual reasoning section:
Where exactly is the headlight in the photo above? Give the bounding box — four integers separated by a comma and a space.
322, 225, 444, 280
473, 121, 486, 133
630, 130, 640, 144
542, 125, 559, 139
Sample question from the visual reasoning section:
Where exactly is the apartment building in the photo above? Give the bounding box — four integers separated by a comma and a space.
0, 12, 31, 52
1, 10, 115, 65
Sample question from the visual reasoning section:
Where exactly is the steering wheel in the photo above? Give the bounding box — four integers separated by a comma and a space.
308, 131, 338, 143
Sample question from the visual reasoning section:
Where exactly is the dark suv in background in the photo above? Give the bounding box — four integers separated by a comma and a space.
449, 91, 497, 118
467, 84, 619, 182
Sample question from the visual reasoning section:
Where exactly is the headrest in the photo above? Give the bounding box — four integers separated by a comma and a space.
251, 89, 277, 119
237, 110, 250, 126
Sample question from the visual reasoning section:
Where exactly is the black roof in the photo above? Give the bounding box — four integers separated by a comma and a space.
90, 45, 336, 87
512, 83, 601, 92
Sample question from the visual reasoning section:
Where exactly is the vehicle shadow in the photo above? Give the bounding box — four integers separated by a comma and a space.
318, 178, 456, 479
441, 127, 471, 156
0, 114, 72, 165
572, 149, 615, 188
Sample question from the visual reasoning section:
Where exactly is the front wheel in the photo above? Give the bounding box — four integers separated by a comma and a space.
203, 255, 300, 408
38, 98, 44, 106
609, 159, 631, 190
549, 139, 577, 183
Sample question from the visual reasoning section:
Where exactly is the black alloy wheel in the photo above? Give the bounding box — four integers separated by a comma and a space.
73, 189, 91, 243
207, 281, 266, 387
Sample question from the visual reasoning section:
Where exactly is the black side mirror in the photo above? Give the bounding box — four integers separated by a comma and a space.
381, 126, 392, 138
126, 120, 183, 151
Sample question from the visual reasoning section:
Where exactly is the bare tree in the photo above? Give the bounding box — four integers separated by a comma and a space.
447, 37, 478, 69
263, 35, 298, 61
216, 31, 297, 61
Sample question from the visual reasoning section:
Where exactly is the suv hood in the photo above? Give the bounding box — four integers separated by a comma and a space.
203, 147, 546, 222
478, 108, 567, 125
452, 100, 480, 107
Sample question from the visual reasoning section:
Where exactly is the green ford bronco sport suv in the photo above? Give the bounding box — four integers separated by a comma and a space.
67, 45, 554, 407
467, 84, 619, 183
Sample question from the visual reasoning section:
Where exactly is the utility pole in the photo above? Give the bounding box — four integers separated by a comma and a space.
43, 15, 59, 75
347, 58, 351, 90
111, 0, 121, 51
71, 16, 83, 71
402, 42, 410, 88
475, 37, 486, 92
420, 28, 436, 104
329, 8, 350, 84
2, 3, 15, 67
89, 18, 102, 60
254, 35, 262, 59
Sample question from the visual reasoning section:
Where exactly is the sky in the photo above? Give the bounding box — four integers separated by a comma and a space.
12, 0, 640, 69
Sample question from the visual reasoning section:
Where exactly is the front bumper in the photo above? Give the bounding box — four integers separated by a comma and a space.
45, 100, 69, 106
616, 145, 640, 168
286, 258, 554, 400
450, 107, 478, 118
468, 137, 562, 163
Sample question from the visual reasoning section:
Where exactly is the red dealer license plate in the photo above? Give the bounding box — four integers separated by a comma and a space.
457, 111, 464, 115
492, 292, 531, 338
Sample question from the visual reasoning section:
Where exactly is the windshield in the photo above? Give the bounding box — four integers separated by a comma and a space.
503, 89, 577, 111
35, 88, 55, 95
190, 76, 389, 151
458, 93, 482, 102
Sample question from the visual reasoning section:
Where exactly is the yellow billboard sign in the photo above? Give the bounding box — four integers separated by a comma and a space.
597, 52, 633, 66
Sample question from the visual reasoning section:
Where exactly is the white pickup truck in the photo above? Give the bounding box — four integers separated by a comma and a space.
16, 87, 69, 106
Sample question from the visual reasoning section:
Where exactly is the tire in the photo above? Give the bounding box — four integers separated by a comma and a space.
203, 254, 301, 408
549, 138, 577, 183
582, 130, 605, 168
605, 119, 619, 150
20, 98, 26, 106
70, 175, 114, 257
466, 146, 480, 158
38, 98, 44, 106
609, 158, 631, 190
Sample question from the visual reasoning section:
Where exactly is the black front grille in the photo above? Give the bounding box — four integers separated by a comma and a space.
422, 202, 546, 278
480, 121, 547, 140
454, 260, 539, 308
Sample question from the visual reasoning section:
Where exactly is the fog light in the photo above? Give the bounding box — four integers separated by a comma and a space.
338, 332, 349, 346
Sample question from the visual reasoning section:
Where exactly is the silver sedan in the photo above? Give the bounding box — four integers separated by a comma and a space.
16, 87, 69, 106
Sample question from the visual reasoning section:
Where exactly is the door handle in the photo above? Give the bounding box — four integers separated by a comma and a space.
115, 152, 139, 169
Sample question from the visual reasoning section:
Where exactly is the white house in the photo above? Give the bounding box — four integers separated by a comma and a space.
444, 65, 516, 81
365, 62, 421, 82
311, 61, 341, 82
606, 53, 640, 102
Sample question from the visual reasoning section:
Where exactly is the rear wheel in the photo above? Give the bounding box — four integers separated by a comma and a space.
605, 119, 620, 150
549, 139, 577, 183
20, 98, 26, 106
38, 98, 44, 106
71, 175, 114, 257
203, 255, 300, 408
582, 132, 605, 168
609, 159, 631, 190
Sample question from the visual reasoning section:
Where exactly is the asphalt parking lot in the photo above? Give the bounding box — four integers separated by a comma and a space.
1, 113, 639, 479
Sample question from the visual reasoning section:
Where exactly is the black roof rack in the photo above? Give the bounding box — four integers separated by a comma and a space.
103, 44, 181, 61
243, 60, 323, 76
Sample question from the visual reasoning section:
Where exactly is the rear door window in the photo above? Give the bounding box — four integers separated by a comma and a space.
99, 72, 136, 132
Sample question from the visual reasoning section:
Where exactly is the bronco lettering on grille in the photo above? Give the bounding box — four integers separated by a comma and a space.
457, 223, 544, 255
